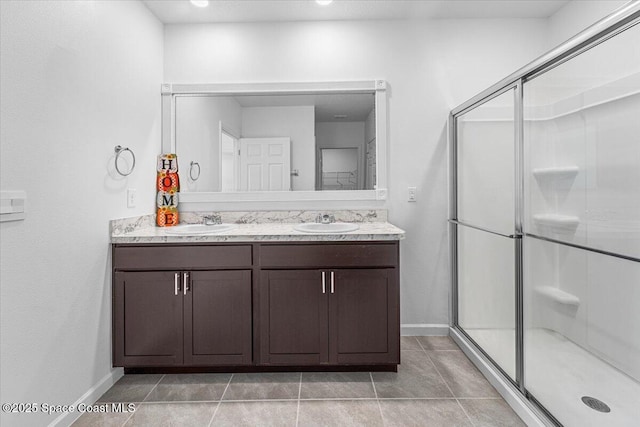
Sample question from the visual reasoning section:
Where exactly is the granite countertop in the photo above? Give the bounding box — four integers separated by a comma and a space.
110, 210, 405, 244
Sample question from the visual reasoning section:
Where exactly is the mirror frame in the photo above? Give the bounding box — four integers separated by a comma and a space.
161, 80, 388, 204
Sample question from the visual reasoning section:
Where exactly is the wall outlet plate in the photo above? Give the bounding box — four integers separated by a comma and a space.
408, 186, 417, 202
127, 188, 137, 208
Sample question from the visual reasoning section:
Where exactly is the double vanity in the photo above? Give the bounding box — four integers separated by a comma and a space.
111, 211, 404, 373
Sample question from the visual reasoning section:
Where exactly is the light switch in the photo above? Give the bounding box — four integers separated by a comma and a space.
408, 186, 417, 202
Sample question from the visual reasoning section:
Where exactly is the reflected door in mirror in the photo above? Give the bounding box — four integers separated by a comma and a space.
239, 137, 291, 191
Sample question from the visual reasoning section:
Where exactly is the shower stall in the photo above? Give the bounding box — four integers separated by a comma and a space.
449, 3, 640, 426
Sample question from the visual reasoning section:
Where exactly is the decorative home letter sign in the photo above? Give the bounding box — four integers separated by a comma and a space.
157, 154, 179, 227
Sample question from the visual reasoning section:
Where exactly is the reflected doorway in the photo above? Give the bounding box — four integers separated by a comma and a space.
319, 148, 359, 190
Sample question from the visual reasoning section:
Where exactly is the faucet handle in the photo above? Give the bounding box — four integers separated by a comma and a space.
203, 214, 221, 225
315, 213, 335, 224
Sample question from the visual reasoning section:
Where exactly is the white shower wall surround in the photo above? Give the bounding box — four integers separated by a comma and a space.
525, 238, 640, 383
525, 73, 640, 261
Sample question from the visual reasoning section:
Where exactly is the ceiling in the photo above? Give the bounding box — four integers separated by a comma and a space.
142, 0, 571, 24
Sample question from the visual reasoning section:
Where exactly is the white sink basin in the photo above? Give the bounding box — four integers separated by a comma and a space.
164, 224, 237, 235
294, 223, 359, 233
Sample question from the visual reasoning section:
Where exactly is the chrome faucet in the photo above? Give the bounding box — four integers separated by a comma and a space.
316, 213, 335, 224
203, 214, 222, 225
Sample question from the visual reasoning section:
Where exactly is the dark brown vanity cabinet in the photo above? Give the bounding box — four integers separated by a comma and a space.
112, 241, 399, 370
259, 243, 399, 366
112, 245, 253, 367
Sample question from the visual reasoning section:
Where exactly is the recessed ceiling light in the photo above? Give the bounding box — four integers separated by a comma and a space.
316, 0, 333, 5
190, 0, 209, 7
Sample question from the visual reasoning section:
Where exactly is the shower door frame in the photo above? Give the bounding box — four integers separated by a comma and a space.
448, 3, 640, 426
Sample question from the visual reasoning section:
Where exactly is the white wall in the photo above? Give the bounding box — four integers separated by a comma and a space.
176, 96, 242, 192
0, 1, 163, 426
241, 106, 315, 190
164, 19, 548, 328
547, 0, 629, 48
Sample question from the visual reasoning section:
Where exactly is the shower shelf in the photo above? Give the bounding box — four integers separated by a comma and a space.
535, 286, 580, 307
532, 166, 579, 180
532, 214, 580, 234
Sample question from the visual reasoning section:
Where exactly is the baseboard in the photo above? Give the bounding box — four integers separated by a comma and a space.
450, 327, 553, 427
49, 368, 124, 427
401, 323, 450, 336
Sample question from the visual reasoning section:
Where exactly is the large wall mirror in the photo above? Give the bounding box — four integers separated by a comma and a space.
161, 81, 388, 204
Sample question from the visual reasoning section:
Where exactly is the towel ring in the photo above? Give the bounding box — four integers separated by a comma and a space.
114, 145, 135, 176
190, 161, 201, 181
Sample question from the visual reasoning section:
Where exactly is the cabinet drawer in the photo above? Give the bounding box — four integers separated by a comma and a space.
113, 245, 252, 270
260, 243, 398, 268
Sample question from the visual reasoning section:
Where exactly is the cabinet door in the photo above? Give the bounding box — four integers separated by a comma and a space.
184, 270, 252, 365
328, 269, 399, 364
114, 271, 183, 367
260, 270, 328, 365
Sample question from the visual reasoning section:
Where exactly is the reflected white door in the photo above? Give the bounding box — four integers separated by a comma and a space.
239, 137, 291, 191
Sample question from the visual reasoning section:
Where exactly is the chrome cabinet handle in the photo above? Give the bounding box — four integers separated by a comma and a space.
174, 273, 180, 296
183, 272, 189, 295
322, 271, 326, 294
330, 271, 335, 294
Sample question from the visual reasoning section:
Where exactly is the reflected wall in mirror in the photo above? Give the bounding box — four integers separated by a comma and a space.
162, 81, 385, 196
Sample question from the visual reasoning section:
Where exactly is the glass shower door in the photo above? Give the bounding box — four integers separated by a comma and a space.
523, 22, 640, 426
455, 89, 518, 381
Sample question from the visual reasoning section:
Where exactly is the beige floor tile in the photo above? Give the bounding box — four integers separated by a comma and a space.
298, 400, 383, 426
301, 372, 375, 399
459, 398, 526, 426
97, 375, 163, 403
222, 372, 300, 401
379, 399, 472, 427
428, 351, 500, 398
211, 401, 298, 426
144, 374, 230, 402
416, 336, 460, 351
124, 402, 217, 426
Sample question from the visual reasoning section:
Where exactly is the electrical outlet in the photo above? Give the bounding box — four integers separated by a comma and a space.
127, 188, 137, 208
408, 186, 417, 202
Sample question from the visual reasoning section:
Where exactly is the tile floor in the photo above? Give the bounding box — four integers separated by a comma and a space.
72, 336, 526, 426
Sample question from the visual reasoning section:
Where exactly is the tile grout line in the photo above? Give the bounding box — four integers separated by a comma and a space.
370, 371, 386, 425
455, 397, 503, 401
416, 336, 428, 352
425, 350, 457, 399
295, 372, 302, 427
141, 374, 165, 403
424, 347, 477, 427
455, 398, 478, 427
122, 374, 165, 427
299, 397, 380, 401
120, 404, 138, 427
207, 373, 233, 427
